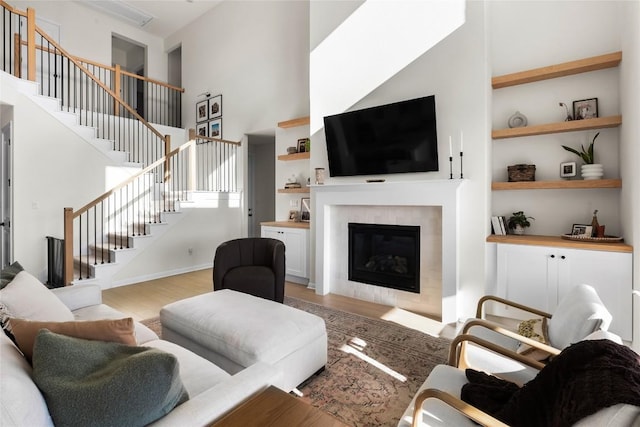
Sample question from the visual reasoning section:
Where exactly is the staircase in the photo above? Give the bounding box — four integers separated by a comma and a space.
1, 1, 241, 289
10, 73, 189, 288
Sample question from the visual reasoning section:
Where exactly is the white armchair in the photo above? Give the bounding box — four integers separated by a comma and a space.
399, 331, 639, 427
459, 284, 612, 384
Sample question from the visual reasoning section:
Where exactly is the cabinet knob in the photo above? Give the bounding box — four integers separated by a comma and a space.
561, 255, 566, 260
550, 254, 555, 258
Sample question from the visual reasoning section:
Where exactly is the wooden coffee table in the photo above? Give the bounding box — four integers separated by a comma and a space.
210, 386, 348, 426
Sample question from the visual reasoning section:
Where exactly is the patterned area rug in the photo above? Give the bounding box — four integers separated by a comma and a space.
141, 296, 450, 426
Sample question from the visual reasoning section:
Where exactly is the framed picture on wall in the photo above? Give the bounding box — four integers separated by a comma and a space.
196, 122, 208, 138
209, 94, 222, 119
196, 99, 208, 123
209, 118, 222, 138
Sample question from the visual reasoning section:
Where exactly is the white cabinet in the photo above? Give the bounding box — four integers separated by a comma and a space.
496, 243, 632, 340
262, 225, 309, 282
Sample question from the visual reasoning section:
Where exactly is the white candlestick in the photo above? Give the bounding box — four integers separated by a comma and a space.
460, 131, 464, 153
449, 136, 453, 157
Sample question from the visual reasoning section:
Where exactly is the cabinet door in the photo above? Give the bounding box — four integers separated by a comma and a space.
260, 226, 309, 279
496, 244, 557, 315
556, 248, 632, 341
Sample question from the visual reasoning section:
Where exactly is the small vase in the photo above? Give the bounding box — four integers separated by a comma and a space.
511, 224, 525, 235
581, 164, 603, 180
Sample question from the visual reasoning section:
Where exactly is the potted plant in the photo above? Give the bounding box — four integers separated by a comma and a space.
507, 211, 534, 235
561, 132, 603, 180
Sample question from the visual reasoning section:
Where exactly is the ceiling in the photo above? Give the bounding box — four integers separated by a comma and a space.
79, 0, 223, 38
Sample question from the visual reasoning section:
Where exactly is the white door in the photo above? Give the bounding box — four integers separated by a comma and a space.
1, 123, 12, 268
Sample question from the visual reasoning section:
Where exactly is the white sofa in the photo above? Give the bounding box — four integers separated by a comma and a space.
1, 282, 280, 427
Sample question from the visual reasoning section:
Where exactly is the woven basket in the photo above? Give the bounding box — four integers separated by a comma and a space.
508, 164, 536, 182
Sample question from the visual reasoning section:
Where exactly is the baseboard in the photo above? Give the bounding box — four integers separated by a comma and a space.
110, 263, 212, 288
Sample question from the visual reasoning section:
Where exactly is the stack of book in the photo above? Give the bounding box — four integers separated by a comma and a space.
491, 216, 508, 235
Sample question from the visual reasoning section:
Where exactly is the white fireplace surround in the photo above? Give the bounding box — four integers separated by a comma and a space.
312, 179, 464, 324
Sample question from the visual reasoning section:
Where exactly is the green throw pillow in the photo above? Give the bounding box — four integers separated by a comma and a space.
32, 330, 189, 427
0, 261, 23, 289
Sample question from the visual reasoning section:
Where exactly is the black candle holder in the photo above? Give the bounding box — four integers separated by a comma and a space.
449, 156, 453, 179
460, 151, 464, 179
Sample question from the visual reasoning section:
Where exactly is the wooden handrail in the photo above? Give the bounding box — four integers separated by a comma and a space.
15, 30, 185, 93
0, 0, 27, 16
35, 26, 168, 141
72, 133, 241, 219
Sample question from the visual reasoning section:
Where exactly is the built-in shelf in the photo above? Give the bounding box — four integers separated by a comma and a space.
261, 221, 310, 229
492, 115, 621, 139
278, 188, 310, 194
486, 234, 632, 253
492, 179, 621, 190
277, 152, 310, 161
491, 51, 622, 89
277, 116, 310, 129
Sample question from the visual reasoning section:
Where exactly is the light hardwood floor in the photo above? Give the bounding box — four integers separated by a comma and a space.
102, 268, 457, 339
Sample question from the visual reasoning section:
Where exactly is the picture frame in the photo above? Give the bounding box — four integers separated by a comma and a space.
297, 138, 309, 153
196, 99, 208, 123
300, 197, 311, 222
196, 122, 208, 138
571, 224, 593, 237
208, 118, 222, 138
209, 94, 222, 119
288, 210, 299, 222
573, 98, 598, 120
560, 161, 577, 178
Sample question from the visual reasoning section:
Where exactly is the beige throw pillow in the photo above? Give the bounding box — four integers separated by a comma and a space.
516, 317, 552, 361
8, 317, 137, 362
0, 271, 74, 322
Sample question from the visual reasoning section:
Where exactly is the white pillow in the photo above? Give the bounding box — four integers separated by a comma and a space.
0, 271, 74, 322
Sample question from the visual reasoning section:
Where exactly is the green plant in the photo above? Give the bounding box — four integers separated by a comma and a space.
562, 132, 599, 164
507, 211, 535, 229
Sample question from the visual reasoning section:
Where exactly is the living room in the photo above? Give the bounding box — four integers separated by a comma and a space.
5, 0, 638, 351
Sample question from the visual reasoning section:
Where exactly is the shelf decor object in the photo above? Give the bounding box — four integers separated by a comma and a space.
507, 164, 536, 182
561, 234, 623, 243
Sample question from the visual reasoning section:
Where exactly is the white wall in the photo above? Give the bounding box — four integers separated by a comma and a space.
165, 0, 310, 142
489, 1, 623, 237
309, 1, 490, 318
619, 0, 640, 351
12, 1, 167, 82
0, 74, 113, 281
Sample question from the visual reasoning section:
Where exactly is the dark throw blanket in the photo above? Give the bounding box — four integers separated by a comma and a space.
461, 339, 640, 427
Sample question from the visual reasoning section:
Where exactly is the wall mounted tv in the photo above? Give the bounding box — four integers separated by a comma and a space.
323, 95, 438, 177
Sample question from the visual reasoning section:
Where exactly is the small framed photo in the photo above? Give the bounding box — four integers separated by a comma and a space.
573, 98, 598, 120
196, 122, 208, 138
196, 100, 208, 123
209, 94, 222, 119
208, 118, 222, 138
571, 224, 593, 237
297, 138, 309, 153
300, 197, 311, 222
560, 161, 577, 178
288, 210, 299, 222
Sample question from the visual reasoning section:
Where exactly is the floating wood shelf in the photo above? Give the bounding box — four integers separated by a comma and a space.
492, 179, 621, 191
277, 188, 310, 194
486, 234, 632, 253
492, 115, 621, 139
492, 51, 622, 89
277, 152, 310, 161
277, 116, 310, 129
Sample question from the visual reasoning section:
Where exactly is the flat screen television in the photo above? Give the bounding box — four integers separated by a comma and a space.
323, 95, 438, 177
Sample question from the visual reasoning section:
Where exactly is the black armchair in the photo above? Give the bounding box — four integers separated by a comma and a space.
213, 237, 286, 303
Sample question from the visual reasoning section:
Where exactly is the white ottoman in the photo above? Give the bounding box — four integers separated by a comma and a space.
160, 289, 327, 392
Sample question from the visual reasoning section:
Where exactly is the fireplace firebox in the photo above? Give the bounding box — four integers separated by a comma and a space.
348, 223, 420, 293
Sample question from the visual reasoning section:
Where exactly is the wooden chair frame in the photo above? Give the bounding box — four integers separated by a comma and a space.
411, 334, 544, 427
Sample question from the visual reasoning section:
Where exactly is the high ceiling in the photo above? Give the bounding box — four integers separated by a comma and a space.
78, 0, 223, 38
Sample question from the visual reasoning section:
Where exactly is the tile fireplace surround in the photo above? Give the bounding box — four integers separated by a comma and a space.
312, 180, 464, 324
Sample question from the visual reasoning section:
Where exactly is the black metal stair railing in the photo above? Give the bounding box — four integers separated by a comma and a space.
65, 131, 241, 282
